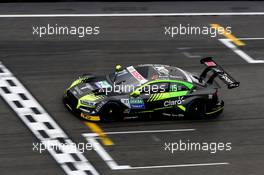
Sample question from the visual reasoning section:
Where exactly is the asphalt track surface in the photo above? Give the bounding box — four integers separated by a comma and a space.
0, 2, 264, 175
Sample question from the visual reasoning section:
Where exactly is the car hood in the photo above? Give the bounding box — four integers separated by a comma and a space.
68, 76, 114, 101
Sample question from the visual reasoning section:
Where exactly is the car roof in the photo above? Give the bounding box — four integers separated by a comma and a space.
134, 64, 193, 83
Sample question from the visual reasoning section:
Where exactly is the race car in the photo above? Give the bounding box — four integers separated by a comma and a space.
63, 57, 239, 122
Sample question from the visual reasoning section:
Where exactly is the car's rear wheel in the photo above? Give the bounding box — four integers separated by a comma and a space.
186, 100, 206, 118
100, 102, 122, 122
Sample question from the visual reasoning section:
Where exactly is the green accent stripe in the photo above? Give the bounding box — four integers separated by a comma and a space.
138, 110, 154, 113
151, 91, 188, 102
135, 79, 193, 91
154, 93, 161, 101
151, 94, 157, 102
178, 105, 186, 111
206, 107, 224, 115
154, 106, 174, 111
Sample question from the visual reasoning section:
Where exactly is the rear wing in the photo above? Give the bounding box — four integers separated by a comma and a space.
200, 57, 240, 89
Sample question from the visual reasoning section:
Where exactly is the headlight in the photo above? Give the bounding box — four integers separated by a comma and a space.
80, 100, 97, 107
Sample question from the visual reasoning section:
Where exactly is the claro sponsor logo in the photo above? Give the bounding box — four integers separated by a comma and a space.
164, 97, 183, 106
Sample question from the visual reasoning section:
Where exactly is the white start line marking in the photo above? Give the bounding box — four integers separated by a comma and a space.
0, 62, 99, 175
86, 135, 131, 170
83, 129, 196, 136
83, 129, 229, 170
219, 38, 264, 64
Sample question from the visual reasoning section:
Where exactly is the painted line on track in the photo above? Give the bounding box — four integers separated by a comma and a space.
86, 134, 131, 170
238, 37, 264, 40
219, 39, 264, 63
84, 122, 114, 146
0, 62, 99, 175
0, 12, 264, 18
83, 131, 229, 171
211, 23, 245, 46
83, 128, 196, 136
128, 162, 229, 170
182, 51, 201, 58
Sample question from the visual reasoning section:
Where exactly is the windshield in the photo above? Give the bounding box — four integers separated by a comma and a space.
108, 66, 148, 91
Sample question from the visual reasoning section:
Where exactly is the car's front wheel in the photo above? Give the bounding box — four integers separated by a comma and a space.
100, 102, 122, 122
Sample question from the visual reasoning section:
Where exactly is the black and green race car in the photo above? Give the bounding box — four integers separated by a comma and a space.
63, 57, 239, 122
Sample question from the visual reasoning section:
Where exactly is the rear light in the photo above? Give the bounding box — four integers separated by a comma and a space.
213, 89, 219, 97
212, 89, 219, 102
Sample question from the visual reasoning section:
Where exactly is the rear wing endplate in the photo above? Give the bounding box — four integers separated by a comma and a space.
200, 57, 240, 89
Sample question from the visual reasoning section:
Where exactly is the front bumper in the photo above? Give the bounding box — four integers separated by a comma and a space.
63, 93, 101, 122
80, 113, 100, 121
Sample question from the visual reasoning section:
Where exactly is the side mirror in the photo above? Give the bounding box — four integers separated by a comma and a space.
115, 64, 122, 72
113, 65, 122, 82
130, 90, 141, 97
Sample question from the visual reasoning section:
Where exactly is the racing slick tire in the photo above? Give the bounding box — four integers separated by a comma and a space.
186, 99, 206, 119
100, 102, 123, 122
